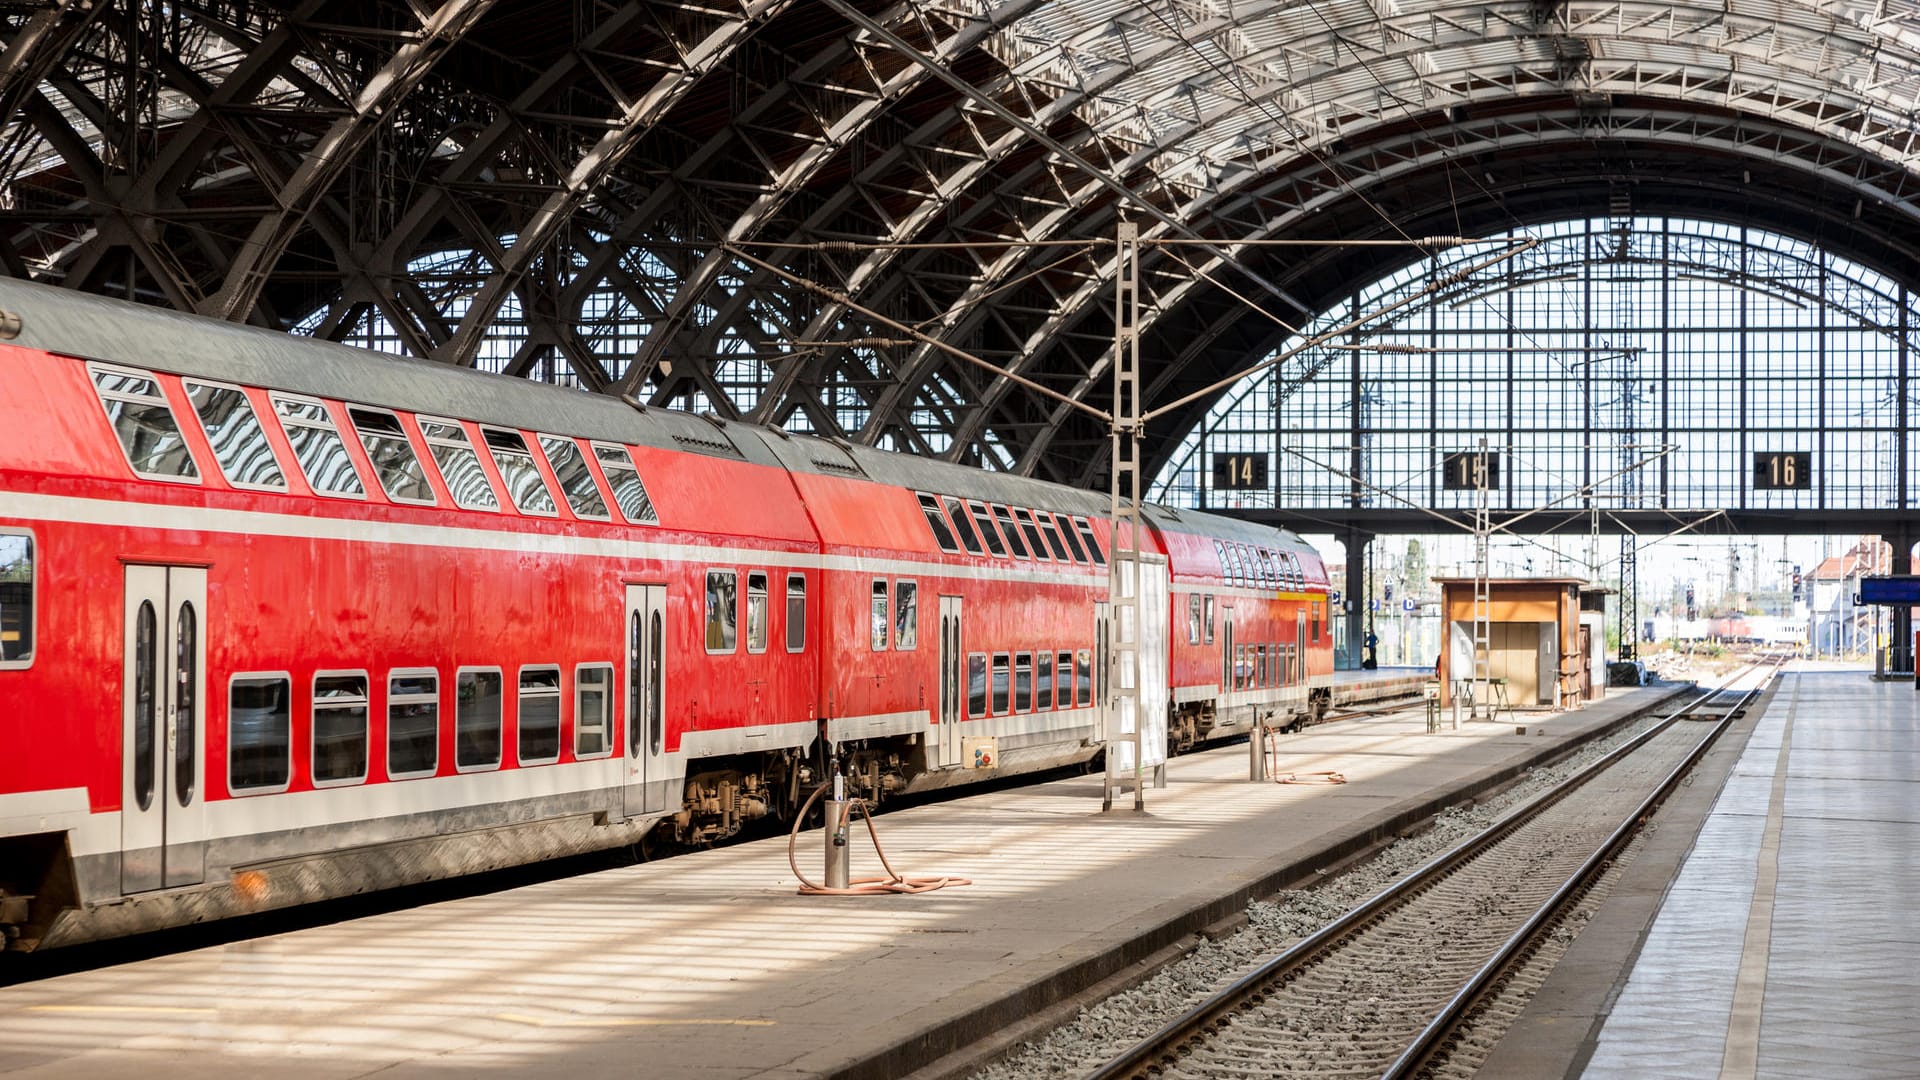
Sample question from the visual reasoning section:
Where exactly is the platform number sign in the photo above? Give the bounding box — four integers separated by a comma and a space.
1753, 451, 1812, 491
1441, 450, 1499, 491
1212, 452, 1268, 491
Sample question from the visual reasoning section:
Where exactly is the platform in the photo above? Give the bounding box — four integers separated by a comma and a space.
1481, 670, 1920, 1079
0, 686, 1688, 1080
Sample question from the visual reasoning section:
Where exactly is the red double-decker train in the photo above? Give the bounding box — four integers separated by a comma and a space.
0, 279, 1331, 950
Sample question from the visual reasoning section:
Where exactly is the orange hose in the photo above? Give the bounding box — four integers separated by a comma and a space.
786, 781, 972, 896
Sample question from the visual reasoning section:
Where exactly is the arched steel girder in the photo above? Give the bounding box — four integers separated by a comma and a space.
602, 0, 1041, 401
970, 107, 1920, 489
781, 0, 1920, 453
426, 0, 790, 367
876, 90, 1920, 477
711, 3, 1289, 427
203, 0, 502, 322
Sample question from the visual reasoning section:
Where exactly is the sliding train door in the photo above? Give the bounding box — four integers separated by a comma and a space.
623, 584, 668, 818
120, 565, 207, 893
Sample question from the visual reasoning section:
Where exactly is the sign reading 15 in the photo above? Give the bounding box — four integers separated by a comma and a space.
1752, 451, 1812, 490
1212, 452, 1269, 491
1441, 451, 1499, 491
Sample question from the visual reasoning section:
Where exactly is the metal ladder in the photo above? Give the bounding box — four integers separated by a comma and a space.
1470, 437, 1493, 719
1104, 221, 1144, 812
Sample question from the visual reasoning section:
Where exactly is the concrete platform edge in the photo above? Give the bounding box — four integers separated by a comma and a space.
831, 684, 1700, 1080
1473, 675, 1784, 1080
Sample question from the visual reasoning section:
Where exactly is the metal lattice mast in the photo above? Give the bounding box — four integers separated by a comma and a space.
1104, 221, 1144, 812
1471, 436, 1493, 719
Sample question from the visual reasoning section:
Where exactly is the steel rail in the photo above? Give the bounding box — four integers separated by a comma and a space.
1083, 667, 1770, 1080
1382, 663, 1779, 1078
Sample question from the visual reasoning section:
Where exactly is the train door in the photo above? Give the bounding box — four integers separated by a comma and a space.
623, 584, 667, 818
937, 596, 963, 767
1221, 607, 1236, 691
1296, 611, 1308, 687
120, 565, 207, 893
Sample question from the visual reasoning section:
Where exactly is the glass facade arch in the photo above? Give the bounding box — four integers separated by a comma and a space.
1152, 218, 1920, 515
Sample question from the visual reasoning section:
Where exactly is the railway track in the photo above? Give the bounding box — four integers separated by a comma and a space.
1083, 667, 1775, 1080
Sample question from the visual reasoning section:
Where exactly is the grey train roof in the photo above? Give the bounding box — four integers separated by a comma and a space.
0, 276, 1305, 552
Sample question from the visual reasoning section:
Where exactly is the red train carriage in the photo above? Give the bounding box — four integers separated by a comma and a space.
0, 279, 1328, 951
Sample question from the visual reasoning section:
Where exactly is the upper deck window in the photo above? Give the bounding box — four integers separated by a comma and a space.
272, 395, 365, 497
482, 428, 558, 516
90, 366, 198, 481
1054, 513, 1090, 563
942, 496, 985, 555
539, 436, 610, 520
991, 505, 1031, 559
0, 531, 32, 668
1072, 517, 1106, 566
1012, 508, 1051, 560
592, 444, 659, 524
419, 419, 500, 510
1034, 512, 1071, 561
967, 501, 1008, 557
185, 382, 284, 490
918, 493, 960, 553
348, 407, 435, 505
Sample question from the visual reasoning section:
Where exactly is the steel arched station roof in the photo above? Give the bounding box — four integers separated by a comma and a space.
3, 0, 1918, 483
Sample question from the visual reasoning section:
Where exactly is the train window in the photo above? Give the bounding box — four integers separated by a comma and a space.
870, 579, 889, 651
1204, 596, 1216, 644
185, 381, 285, 490
1232, 544, 1251, 584
1011, 508, 1052, 561
894, 580, 918, 650
967, 654, 987, 718
786, 574, 806, 653
89, 365, 199, 481
132, 602, 157, 810
1187, 595, 1202, 645
174, 603, 198, 807
1075, 650, 1092, 707
1073, 518, 1106, 566
272, 395, 366, 498
387, 670, 439, 779
991, 505, 1030, 559
481, 428, 559, 516
746, 572, 769, 654
1035, 512, 1072, 561
455, 668, 503, 771
967, 501, 1008, 557
0, 531, 33, 667
593, 444, 659, 524
419, 419, 500, 510
1055, 651, 1072, 708
1233, 645, 1247, 691
517, 666, 561, 765
941, 496, 985, 555
1056, 514, 1090, 563
539, 436, 610, 520
312, 673, 369, 786
991, 653, 1010, 714
1013, 653, 1032, 712
228, 674, 291, 793
575, 664, 612, 758
917, 493, 960, 553
1258, 645, 1270, 688
1037, 652, 1053, 709
706, 571, 738, 652
348, 407, 436, 505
